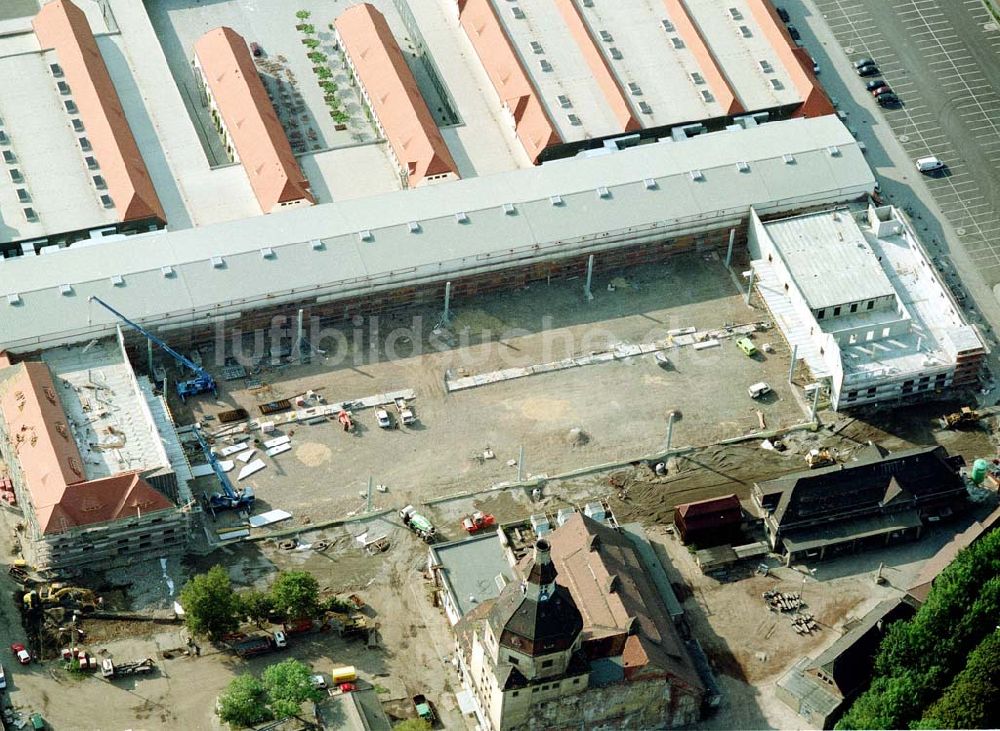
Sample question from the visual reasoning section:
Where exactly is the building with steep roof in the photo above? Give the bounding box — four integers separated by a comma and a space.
193, 27, 314, 214
454, 513, 703, 730
451, 0, 832, 163
753, 444, 968, 565
334, 4, 459, 188
673, 493, 744, 546
0, 336, 190, 574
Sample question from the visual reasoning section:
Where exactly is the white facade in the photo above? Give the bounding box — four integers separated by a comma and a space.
750, 204, 985, 410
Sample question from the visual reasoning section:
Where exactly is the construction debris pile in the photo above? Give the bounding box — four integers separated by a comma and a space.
790, 613, 819, 635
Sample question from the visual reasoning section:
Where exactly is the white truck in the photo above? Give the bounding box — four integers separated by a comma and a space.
393, 397, 415, 425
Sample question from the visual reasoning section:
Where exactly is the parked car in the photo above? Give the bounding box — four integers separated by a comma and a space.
866, 78, 887, 91
870, 85, 892, 97
776, 6, 790, 22
10, 643, 30, 666
857, 63, 879, 77
374, 407, 392, 429
854, 57, 876, 69
310, 674, 328, 690
736, 337, 758, 358
876, 92, 900, 107
915, 156, 945, 173
748, 382, 772, 399
786, 24, 801, 40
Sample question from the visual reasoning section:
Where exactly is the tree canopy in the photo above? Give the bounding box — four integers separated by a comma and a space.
394, 719, 432, 731
240, 589, 274, 628
262, 659, 324, 720
270, 570, 321, 621
179, 565, 241, 640
837, 528, 1000, 729
217, 674, 272, 727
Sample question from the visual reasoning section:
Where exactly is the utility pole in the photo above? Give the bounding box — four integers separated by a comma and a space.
584, 254, 595, 301
442, 281, 452, 325
665, 410, 676, 455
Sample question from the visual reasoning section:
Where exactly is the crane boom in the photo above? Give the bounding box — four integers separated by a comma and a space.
88, 296, 217, 401
192, 427, 254, 515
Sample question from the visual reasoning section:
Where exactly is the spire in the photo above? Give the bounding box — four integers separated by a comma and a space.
525, 539, 558, 601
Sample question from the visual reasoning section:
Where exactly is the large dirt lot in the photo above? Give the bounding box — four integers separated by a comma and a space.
1, 254, 997, 729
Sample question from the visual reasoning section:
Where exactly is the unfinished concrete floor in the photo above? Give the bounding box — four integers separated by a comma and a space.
184, 254, 805, 528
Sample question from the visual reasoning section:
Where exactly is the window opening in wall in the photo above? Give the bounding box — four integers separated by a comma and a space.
833, 306, 841, 316
817, 309, 825, 319
867, 300, 875, 309
850, 303, 858, 313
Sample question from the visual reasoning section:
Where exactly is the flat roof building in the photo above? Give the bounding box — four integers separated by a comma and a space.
750, 203, 986, 411
335, 4, 459, 188
193, 27, 314, 214
0, 115, 873, 355
428, 531, 515, 625
452, 0, 832, 162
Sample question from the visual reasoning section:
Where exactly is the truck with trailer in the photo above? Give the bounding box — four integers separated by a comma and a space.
227, 632, 284, 658
101, 658, 155, 679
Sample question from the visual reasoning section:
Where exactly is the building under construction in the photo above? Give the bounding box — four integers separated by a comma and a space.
0, 333, 193, 575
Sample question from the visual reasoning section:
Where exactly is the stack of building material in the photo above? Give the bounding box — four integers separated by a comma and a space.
791, 613, 819, 634
763, 589, 803, 612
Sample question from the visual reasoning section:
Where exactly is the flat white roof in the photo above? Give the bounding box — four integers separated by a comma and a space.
687, 0, 799, 111
579, 0, 722, 124
490, 0, 620, 141
0, 50, 118, 245
0, 116, 874, 352
764, 212, 895, 310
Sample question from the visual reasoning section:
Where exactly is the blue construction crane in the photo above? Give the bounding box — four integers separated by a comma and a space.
88, 296, 217, 402
192, 428, 255, 516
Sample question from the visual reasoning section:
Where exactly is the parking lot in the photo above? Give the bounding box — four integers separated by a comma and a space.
184, 255, 805, 529
806, 0, 1000, 284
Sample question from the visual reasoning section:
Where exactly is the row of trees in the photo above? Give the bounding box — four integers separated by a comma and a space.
179, 566, 322, 640
837, 528, 1000, 729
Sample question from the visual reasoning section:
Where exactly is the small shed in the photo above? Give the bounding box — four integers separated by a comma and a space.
674, 494, 743, 545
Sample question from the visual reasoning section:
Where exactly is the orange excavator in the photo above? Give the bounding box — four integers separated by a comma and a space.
338, 410, 354, 432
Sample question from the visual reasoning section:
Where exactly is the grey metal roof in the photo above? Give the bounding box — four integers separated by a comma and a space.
763, 209, 895, 310
430, 533, 515, 619
0, 116, 874, 352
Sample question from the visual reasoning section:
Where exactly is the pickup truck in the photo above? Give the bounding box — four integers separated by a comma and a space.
393, 397, 415, 425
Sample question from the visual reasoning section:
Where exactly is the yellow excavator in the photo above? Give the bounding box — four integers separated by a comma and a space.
23, 583, 101, 611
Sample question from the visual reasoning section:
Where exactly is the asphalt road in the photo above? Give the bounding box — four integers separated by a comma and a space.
808, 0, 1000, 286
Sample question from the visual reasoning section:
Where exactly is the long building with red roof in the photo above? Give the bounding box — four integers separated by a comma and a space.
335, 4, 459, 187
193, 27, 314, 214
32, 0, 165, 225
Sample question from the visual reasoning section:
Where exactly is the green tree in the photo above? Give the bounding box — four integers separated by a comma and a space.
262, 658, 324, 719
295, 10, 311, 20
304, 38, 320, 50
240, 589, 274, 628
179, 565, 241, 640
218, 674, 272, 727
270, 570, 320, 620
919, 628, 1000, 729
394, 720, 432, 731
302, 24, 316, 35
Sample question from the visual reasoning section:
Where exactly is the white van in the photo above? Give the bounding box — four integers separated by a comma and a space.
915, 156, 944, 173
748, 382, 772, 399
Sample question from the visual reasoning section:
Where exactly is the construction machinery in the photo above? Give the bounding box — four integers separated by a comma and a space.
88, 296, 217, 402
393, 397, 415, 425
462, 511, 496, 534
804, 448, 836, 469
101, 657, 155, 679
24, 584, 101, 612
338, 410, 354, 432
193, 428, 255, 516
8, 560, 40, 586
412, 694, 436, 724
400, 505, 436, 543
941, 406, 980, 430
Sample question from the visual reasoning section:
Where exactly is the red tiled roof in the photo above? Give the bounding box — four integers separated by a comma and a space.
33, 0, 166, 224
549, 513, 703, 690
676, 494, 742, 518
194, 27, 314, 213
0, 362, 174, 534
456, 0, 561, 163
335, 4, 459, 187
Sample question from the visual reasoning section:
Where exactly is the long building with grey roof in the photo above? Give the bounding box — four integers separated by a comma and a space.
0, 115, 873, 354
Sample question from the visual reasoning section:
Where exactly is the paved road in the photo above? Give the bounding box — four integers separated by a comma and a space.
809, 0, 1000, 285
